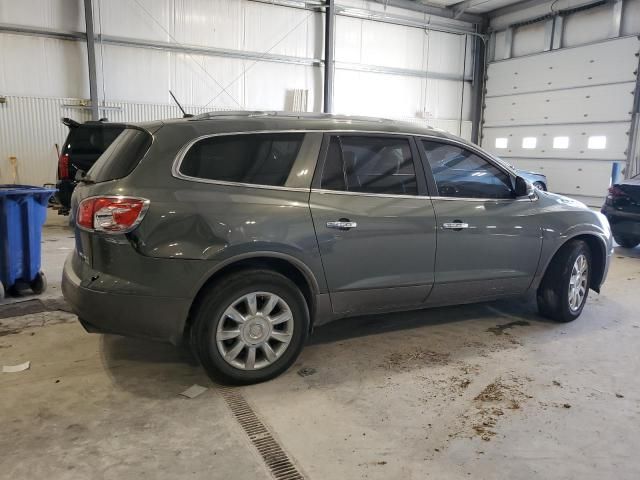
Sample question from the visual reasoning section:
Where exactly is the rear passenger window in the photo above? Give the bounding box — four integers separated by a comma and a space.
179, 133, 304, 187
321, 136, 418, 195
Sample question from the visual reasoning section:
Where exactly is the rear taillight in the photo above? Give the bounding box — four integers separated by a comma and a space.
607, 185, 630, 200
58, 153, 70, 179
76, 196, 149, 233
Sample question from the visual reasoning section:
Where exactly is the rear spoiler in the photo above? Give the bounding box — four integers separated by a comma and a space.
61, 117, 81, 128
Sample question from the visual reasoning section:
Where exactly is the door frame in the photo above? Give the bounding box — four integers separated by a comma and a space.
310, 132, 432, 197
413, 135, 520, 200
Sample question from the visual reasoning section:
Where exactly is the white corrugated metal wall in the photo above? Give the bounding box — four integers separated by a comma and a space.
483, 0, 640, 205
0, 0, 476, 187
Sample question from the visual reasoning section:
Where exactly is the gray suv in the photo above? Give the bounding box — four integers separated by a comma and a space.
62, 112, 612, 384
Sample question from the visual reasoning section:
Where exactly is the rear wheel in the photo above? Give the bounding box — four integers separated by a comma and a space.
533, 181, 547, 191
613, 235, 640, 249
192, 270, 309, 385
537, 240, 591, 322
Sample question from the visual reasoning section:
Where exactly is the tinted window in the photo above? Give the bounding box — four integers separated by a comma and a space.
180, 133, 304, 187
64, 125, 126, 171
88, 128, 152, 183
321, 136, 417, 195
420, 140, 513, 199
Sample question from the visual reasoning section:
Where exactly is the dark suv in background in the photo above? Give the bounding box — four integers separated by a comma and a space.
601, 175, 640, 248
54, 118, 124, 214
62, 112, 612, 384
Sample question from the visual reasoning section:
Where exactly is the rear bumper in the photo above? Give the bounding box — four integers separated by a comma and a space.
601, 205, 640, 237
62, 253, 191, 345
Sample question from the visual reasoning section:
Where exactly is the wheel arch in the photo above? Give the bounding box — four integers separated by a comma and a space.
539, 233, 607, 293
183, 253, 319, 342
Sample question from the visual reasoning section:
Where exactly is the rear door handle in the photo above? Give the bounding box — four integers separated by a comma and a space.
327, 220, 358, 230
443, 221, 469, 230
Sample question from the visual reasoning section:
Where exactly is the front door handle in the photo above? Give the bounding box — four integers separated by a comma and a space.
327, 219, 358, 230
443, 221, 469, 231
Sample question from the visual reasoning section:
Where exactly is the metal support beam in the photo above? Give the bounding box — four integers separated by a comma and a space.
487, 31, 496, 63
471, 23, 488, 145
336, 7, 476, 35
323, 0, 335, 113
609, 0, 623, 38
489, 0, 554, 19
450, 0, 481, 20
371, 0, 483, 24
543, 18, 554, 51
503, 27, 513, 60
551, 15, 564, 49
83, 0, 99, 120
0, 23, 84, 41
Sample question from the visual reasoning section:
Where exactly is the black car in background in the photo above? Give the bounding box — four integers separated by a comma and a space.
54, 118, 125, 214
602, 175, 640, 248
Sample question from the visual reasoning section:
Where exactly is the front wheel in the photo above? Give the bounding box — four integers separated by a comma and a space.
537, 240, 591, 322
193, 270, 309, 385
533, 181, 547, 191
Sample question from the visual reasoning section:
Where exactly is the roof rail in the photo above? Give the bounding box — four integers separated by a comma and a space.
190, 110, 394, 123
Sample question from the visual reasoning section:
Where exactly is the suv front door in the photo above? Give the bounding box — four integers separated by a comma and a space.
309, 134, 437, 315
418, 138, 543, 304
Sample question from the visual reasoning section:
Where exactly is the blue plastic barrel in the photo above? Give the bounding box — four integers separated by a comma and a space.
0, 185, 57, 298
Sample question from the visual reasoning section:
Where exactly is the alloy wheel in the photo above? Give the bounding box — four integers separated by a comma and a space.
568, 254, 588, 312
215, 291, 294, 370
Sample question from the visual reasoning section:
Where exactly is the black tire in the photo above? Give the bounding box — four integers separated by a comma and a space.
613, 235, 640, 249
30, 271, 47, 295
533, 181, 547, 191
537, 240, 591, 322
192, 269, 309, 385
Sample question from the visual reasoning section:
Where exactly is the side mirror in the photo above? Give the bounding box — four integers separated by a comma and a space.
75, 169, 86, 181
514, 176, 534, 198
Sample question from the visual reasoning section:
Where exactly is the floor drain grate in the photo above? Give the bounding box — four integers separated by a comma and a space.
220, 387, 305, 480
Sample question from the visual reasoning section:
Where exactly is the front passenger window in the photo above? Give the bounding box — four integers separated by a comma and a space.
420, 140, 514, 199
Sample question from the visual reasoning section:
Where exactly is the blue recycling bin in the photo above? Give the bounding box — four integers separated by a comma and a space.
0, 185, 56, 299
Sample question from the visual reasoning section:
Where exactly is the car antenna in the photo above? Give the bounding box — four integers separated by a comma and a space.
169, 90, 193, 118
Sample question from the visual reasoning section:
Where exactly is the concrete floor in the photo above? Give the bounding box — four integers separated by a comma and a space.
1, 214, 639, 479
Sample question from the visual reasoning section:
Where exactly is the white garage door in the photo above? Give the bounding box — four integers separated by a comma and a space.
481, 35, 640, 205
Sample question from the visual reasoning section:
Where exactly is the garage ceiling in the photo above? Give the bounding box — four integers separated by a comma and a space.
412, 0, 531, 14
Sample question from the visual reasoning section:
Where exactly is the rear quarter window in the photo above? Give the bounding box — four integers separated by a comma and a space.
178, 133, 304, 187
87, 128, 152, 183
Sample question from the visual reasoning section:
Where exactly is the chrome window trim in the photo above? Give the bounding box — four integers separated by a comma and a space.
171, 130, 312, 193
430, 195, 537, 203
310, 190, 535, 202
310, 188, 431, 200
171, 129, 517, 194
172, 175, 312, 193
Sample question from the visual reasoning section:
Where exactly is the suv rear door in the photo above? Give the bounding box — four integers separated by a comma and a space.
309, 133, 436, 315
